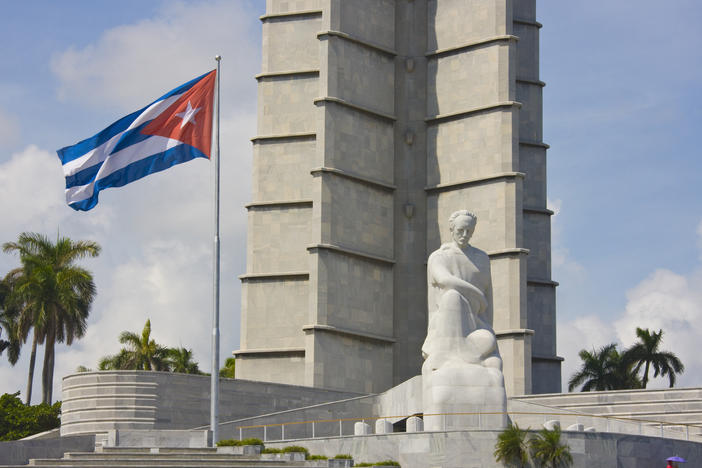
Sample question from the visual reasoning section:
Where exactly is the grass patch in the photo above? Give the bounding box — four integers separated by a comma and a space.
216, 437, 264, 447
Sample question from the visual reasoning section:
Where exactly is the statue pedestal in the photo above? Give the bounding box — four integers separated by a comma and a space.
422, 358, 508, 431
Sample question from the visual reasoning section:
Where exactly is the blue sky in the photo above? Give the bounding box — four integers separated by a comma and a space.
0, 1, 700, 402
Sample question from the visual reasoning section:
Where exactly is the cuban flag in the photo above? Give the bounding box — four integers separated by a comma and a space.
57, 70, 216, 211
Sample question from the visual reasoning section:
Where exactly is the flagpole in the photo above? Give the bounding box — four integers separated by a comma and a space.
210, 55, 221, 446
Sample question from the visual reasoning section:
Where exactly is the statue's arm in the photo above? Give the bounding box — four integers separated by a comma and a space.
428, 254, 487, 313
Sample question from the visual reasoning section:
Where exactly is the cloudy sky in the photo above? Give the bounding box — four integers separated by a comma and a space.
0, 1, 700, 402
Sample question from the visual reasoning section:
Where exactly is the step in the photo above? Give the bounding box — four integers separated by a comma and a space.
28, 458, 299, 467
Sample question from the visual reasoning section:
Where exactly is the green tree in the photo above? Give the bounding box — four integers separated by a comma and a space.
167, 347, 201, 374
568, 344, 620, 391
219, 357, 235, 378
529, 426, 573, 468
3, 232, 99, 404
0, 392, 61, 441
623, 327, 684, 388
0, 278, 21, 365
99, 319, 170, 371
494, 422, 530, 467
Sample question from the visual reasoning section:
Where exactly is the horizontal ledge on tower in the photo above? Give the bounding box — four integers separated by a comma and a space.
251, 132, 316, 143
495, 328, 535, 337
519, 139, 550, 149
245, 199, 313, 210
311, 166, 396, 191
425, 35, 518, 58
255, 69, 320, 80
516, 78, 546, 87
314, 96, 396, 122
532, 354, 565, 362
239, 271, 310, 281
307, 243, 395, 265
317, 30, 397, 57
527, 278, 559, 287
233, 347, 305, 357
487, 248, 530, 258
425, 101, 521, 124
523, 206, 554, 216
259, 10, 322, 21
302, 324, 396, 344
514, 18, 543, 28
425, 171, 525, 193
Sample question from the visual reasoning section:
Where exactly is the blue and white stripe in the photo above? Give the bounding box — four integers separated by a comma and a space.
57, 72, 210, 211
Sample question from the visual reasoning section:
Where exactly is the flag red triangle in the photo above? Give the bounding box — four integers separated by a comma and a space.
141, 70, 216, 158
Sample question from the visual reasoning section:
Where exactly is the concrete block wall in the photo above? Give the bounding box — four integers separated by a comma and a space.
60, 371, 362, 436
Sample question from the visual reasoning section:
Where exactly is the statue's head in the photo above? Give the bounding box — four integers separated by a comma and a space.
448, 210, 477, 248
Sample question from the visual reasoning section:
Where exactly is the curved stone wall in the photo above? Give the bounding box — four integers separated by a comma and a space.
60, 371, 363, 436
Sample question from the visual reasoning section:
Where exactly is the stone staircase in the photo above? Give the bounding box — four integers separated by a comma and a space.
512, 387, 702, 428
0, 447, 326, 468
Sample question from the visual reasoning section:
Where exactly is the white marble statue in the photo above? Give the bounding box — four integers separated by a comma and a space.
421, 210, 507, 430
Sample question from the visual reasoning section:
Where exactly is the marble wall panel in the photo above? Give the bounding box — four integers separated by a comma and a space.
339, 0, 395, 49
242, 279, 308, 349
253, 139, 315, 202
427, 0, 509, 51
427, 43, 512, 117
246, 206, 311, 273
320, 105, 394, 184
262, 16, 321, 73
426, 110, 518, 187
257, 76, 318, 135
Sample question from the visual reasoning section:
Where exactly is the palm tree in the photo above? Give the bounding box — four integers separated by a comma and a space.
167, 347, 201, 374
0, 278, 21, 365
99, 319, 170, 371
494, 422, 530, 467
568, 343, 642, 392
219, 357, 235, 379
529, 426, 573, 468
623, 327, 684, 388
2, 232, 99, 404
568, 344, 621, 392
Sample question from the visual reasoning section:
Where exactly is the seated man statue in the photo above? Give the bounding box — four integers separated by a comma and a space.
421, 210, 507, 430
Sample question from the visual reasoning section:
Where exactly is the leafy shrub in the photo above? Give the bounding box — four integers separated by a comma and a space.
262, 447, 282, 453
282, 445, 309, 454
356, 461, 401, 467
216, 437, 264, 447
0, 392, 61, 441
334, 454, 353, 459
308, 454, 328, 460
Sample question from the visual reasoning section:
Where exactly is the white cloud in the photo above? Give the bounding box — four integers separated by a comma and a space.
50, 1, 259, 113
558, 315, 618, 391
613, 267, 702, 389
1, 2, 259, 402
0, 107, 20, 148
560, 222, 702, 390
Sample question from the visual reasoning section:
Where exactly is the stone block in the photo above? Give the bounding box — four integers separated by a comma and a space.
355, 422, 372, 435
375, 419, 393, 434
406, 416, 424, 433
543, 420, 561, 431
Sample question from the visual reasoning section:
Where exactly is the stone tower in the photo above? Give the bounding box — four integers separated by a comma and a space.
235, 0, 561, 396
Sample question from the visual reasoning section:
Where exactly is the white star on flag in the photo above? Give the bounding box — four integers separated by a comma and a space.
175, 101, 201, 129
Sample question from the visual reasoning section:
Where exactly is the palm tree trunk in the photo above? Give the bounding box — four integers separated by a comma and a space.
41, 329, 56, 404
643, 361, 650, 389
25, 330, 38, 405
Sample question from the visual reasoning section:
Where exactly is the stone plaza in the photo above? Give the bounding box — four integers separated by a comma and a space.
2, 2, 701, 467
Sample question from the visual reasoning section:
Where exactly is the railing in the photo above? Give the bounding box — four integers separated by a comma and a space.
228, 411, 702, 443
